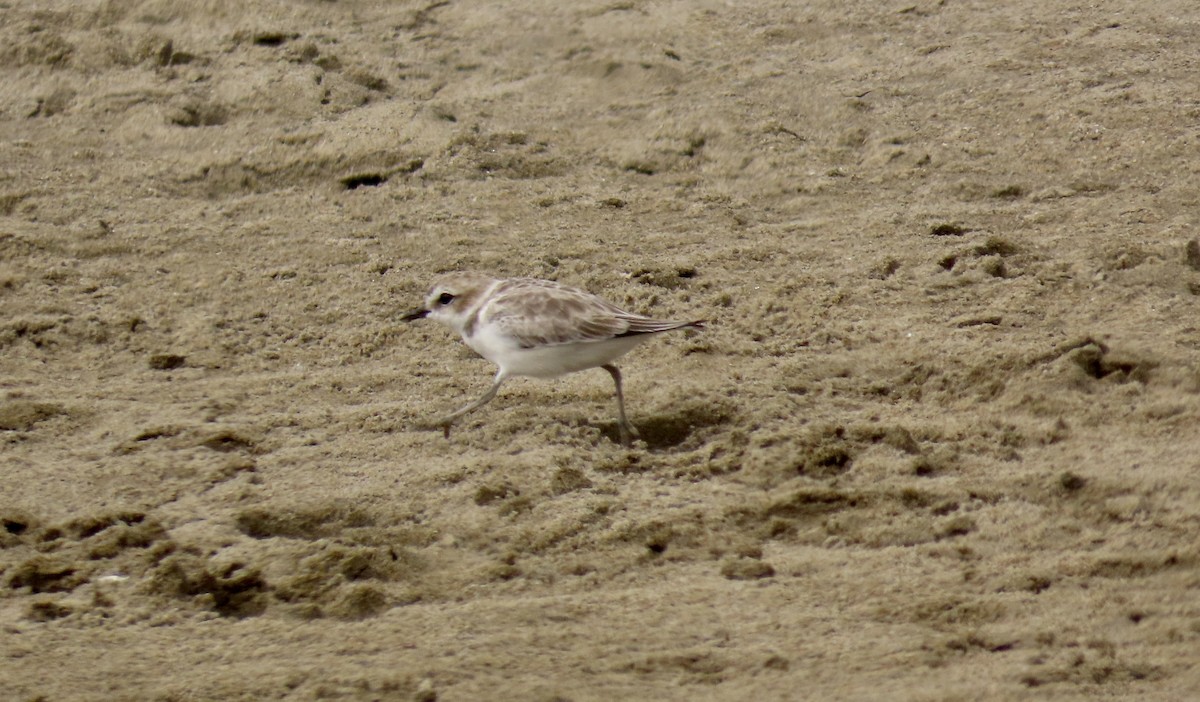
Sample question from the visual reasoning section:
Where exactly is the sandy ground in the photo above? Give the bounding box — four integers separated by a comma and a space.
3, 0, 1200, 699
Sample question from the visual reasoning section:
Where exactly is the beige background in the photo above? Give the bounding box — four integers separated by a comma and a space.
3, 1, 1200, 699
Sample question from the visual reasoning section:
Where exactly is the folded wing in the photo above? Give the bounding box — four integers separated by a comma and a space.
483, 280, 699, 349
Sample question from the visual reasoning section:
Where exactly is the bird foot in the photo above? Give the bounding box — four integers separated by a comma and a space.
414, 416, 456, 438
616, 424, 640, 449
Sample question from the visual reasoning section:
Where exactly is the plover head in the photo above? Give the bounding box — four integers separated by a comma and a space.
402, 272, 498, 335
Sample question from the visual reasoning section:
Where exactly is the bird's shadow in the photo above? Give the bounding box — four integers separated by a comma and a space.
597, 408, 729, 452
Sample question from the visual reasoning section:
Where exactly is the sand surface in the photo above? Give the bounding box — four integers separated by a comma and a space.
3, 1, 1200, 699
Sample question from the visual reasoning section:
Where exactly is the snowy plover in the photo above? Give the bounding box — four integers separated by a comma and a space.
403, 272, 703, 446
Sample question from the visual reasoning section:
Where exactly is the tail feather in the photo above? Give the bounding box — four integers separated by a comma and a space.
616, 318, 706, 337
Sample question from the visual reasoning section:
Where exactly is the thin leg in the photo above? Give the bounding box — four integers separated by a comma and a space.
438, 371, 506, 438
602, 363, 638, 448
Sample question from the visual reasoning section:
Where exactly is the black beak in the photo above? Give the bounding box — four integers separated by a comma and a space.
402, 308, 429, 322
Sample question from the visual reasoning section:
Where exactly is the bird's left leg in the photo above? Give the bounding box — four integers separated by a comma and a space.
602, 363, 638, 448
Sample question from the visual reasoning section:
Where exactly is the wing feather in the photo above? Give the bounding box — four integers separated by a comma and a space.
480, 279, 698, 348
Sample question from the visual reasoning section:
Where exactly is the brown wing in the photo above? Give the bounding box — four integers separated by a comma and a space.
481, 279, 697, 349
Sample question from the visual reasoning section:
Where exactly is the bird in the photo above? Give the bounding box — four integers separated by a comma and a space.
402, 272, 703, 446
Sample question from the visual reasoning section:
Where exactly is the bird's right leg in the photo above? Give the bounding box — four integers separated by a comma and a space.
437, 371, 506, 438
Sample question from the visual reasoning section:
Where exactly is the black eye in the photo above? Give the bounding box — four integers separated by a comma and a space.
436, 292, 455, 305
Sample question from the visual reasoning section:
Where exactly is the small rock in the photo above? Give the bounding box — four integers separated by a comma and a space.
1059, 471, 1087, 492
415, 678, 437, 702
148, 354, 186, 370
0, 401, 66, 431
930, 223, 969, 237
720, 559, 775, 580
1184, 239, 1200, 271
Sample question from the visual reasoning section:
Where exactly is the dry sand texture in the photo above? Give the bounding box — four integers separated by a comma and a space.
3, 0, 1200, 699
